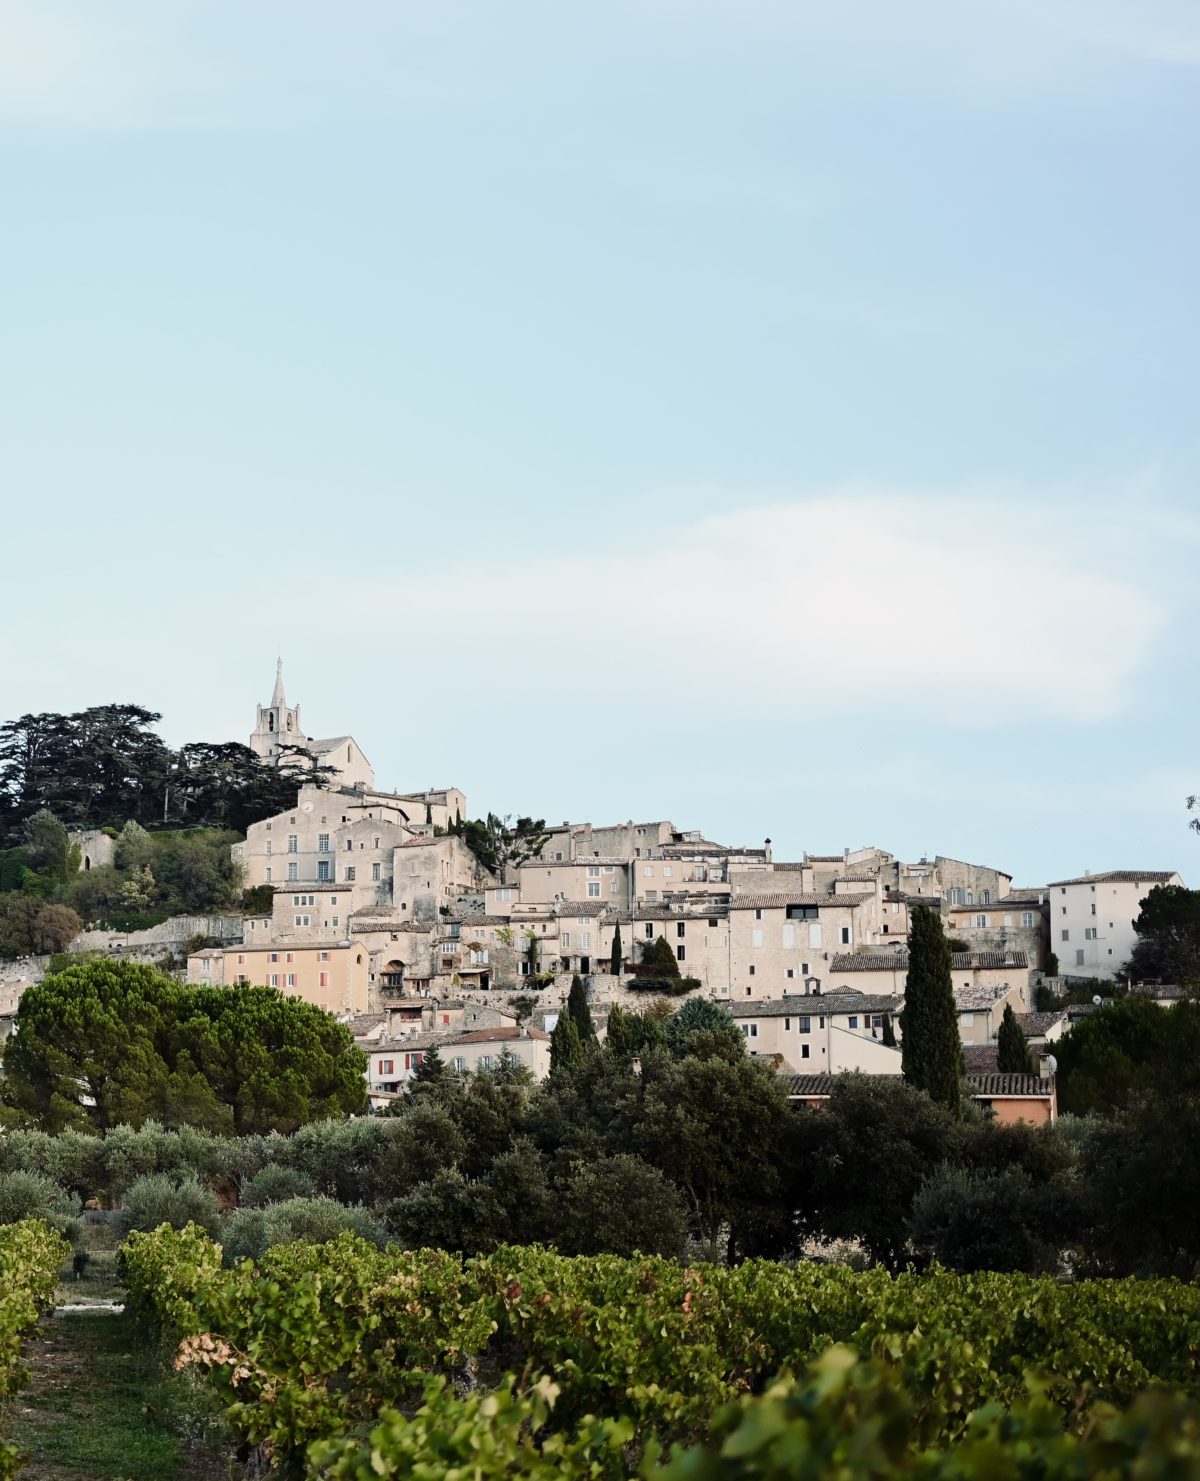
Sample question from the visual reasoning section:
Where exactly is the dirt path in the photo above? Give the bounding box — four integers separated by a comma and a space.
6, 1301, 234, 1481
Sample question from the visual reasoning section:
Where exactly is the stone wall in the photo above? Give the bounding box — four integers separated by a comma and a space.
69, 914, 243, 954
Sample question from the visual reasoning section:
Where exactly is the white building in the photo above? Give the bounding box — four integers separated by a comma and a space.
1045, 870, 1184, 978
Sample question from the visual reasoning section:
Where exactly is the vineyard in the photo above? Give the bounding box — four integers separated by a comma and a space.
0, 1221, 71, 1481
123, 1225, 1200, 1479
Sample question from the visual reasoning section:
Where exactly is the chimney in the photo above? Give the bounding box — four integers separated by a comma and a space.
764, 837, 773, 863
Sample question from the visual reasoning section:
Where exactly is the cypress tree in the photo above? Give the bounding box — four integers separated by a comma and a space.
566, 974, 598, 1050
549, 1012, 585, 1078
881, 1012, 897, 1048
644, 935, 680, 977
899, 905, 963, 1111
610, 922, 623, 976
997, 1002, 1035, 1074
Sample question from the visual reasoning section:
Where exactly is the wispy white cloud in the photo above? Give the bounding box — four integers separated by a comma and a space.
377, 488, 1166, 729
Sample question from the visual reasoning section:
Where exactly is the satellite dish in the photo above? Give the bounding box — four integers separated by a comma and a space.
1045, 1054, 1057, 1076
1092, 994, 1102, 1006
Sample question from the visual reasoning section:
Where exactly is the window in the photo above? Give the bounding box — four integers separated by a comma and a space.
1090, 903, 1097, 915
848, 1015, 858, 1029
676, 944, 686, 962
318, 834, 330, 853
644, 924, 654, 938
975, 914, 988, 928
782, 923, 796, 949
269, 952, 279, 963
497, 888, 511, 902
742, 1024, 758, 1038
319, 951, 329, 961
748, 965, 756, 975
285, 951, 294, 963
644, 866, 654, 877
345, 867, 356, 881
268, 973, 279, 987
663, 866, 673, 877
452, 1057, 466, 1072
676, 922, 686, 938
1076, 949, 1085, 966
319, 971, 329, 987
752, 928, 764, 948
799, 1015, 811, 1033
708, 918, 718, 928
286, 973, 296, 988
317, 861, 331, 881
754, 908, 763, 921
379, 1060, 394, 1075
587, 866, 600, 877
840, 926, 851, 944
785, 904, 818, 920
786, 968, 794, 979
330, 896, 337, 905
801, 1044, 811, 1059
604, 865, 615, 873
237, 953, 245, 965
587, 882, 601, 897
294, 915, 309, 927
332, 916, 339, 927
287, 834, 298, 853
346, 840, 353, 851
1061, 929, 1069, 941
265, 840, 272, 856
1084, 927, 1097, 940
562, 931, 570, 948
372, 863, 381, 881
809, 923, 822, 948
287, 863, 298, 881
293, 894, 301, 906
266, 867, 272, 882
802, 962, 810, 975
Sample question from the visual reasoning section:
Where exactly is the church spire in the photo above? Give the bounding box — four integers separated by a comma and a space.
271, 657, 286, 709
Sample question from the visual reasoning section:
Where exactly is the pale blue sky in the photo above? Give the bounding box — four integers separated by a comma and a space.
1, 1, 1196, 883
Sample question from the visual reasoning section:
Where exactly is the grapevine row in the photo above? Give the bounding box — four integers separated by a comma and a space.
122, 1226, 1200, 1475
0, 1221, 71, 1481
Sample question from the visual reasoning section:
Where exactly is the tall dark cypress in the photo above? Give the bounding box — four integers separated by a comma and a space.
610, 923, 623, 977
997, 1002, 1035, 1074
566, 974, 598, 1050
899, 905, 963, 1111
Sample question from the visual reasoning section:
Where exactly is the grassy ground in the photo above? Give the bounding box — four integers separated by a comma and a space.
5, 1308, 238, 1481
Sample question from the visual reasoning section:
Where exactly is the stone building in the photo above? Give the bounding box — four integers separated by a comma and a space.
1045, 869, 1184, 978
250, 660, 374, 790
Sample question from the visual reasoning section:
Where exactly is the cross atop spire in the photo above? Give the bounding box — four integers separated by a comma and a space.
271, 657, 286, 708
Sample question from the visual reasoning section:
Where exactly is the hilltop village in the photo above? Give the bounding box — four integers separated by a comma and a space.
166, 668, 1183, 1115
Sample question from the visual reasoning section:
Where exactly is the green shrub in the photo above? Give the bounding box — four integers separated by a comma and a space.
0, 1170, 81, 1228
221, 1197, 389, 1264
239, 1165, 316, 1208
120, 1174, 220, 1236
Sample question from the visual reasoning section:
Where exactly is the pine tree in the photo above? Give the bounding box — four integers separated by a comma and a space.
610, 923, 623, 976
899, 905, 963, 1111
881, 1012, 897, 1048
410, 1043, 446, 1093
996, 1002, 1035, 1074
566, 974, 598, 1050
549, 1012, 585, 1078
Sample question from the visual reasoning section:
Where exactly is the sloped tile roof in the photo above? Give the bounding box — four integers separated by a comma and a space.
731, 893, 873, 911
781, 1072, 1053, 1099
1045, 870, 1178, 887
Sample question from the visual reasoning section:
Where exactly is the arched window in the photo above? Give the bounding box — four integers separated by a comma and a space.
268, 713, 275, 732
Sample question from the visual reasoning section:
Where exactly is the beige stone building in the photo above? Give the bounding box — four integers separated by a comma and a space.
1045, 869, 1184, 978
358, 1024, 551, 1104
729, 994, 902, 1074
186, 939, 371, 1015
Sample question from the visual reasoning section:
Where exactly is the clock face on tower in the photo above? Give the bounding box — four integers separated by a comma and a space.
301, 803, 314, 813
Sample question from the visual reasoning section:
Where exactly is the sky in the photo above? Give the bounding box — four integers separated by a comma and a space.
0, 0, 1197, 884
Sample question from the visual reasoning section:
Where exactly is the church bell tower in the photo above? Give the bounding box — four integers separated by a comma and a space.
250, 658, 305, 762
